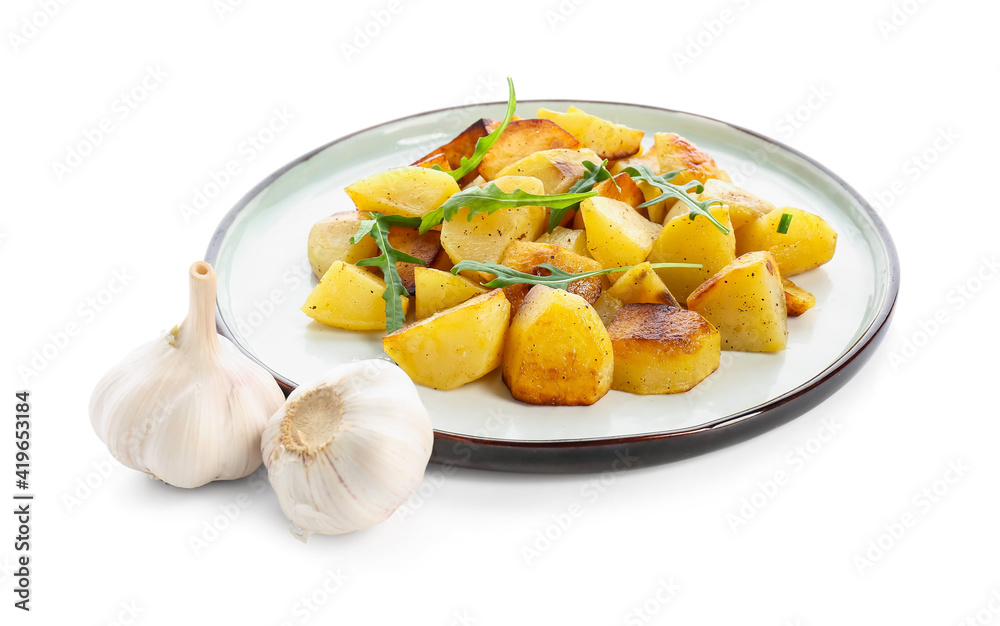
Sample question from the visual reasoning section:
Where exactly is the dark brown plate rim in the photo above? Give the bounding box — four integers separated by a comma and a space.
205, 99, 900, 474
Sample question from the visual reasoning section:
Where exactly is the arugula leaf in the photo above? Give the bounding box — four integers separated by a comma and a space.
777, 212, 793, 234
436, 77, 517, 182
624, 164, 730, 234
451, 260, 701, 291
547, 159, 618, 233
419, 183, 598, 234
349, 213, 426, 334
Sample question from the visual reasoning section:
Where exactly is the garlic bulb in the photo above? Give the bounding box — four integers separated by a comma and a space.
89, 261, 285, 488
262, 359, 433, 540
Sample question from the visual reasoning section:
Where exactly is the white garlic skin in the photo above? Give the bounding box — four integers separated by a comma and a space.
262, 359, 434, 539
89, 262, 286, 489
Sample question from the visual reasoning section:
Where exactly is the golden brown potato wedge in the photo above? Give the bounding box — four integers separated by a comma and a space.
414, 118, 500, 186
605, 262, 680, 307
592, 292, 623, 327
782, 277, 816, 317
412, 152, 451, 171
536, 108, 644, 160
440, 175, 547, 269
500, 241, 603, 316
534, 226, 589, 257
302, 261, 409, 331
608, 304, 721, 394
654, 133, 730, 185
383, 289, 510, 390
307, 211, 378, 279
478, 119, 580, 180
594, 172, 646, 210
414, 267, 488, 320
647, 206, 736, 304
345, 166, 459, 219
697, 178, 775, 230
580, 196, 661, 280
495, 148, 600, 194
387, 226, 442, 294
609, 147, 658, 176
503, 285, 613, 406
687, 251, 787, 352
735, 207, 837, 277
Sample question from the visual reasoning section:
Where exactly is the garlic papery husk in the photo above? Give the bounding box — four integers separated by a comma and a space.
89, 261, 286, 489
262, 359, 433, 540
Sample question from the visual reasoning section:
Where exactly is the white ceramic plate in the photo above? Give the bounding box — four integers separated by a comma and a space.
207, 100, 898, 473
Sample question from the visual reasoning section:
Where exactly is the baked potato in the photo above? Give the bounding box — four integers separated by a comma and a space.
383, 289, 510, 390
307, 211, 378, 279
534, 226, 589, 257
414, 266, 487, 320
687, 251, 787, 352
440, 175, 547, 268
654, 132, 730, 185
345, 166, 459, 219
646, 206, 736, 303
536, 107, 644, 160
580, 196, 661, 280
503, 285, 613, 405
499, 241, 603, 316
697, 178, 775, 230
782, 277, 816, 317
495, 148, 600, 194
387, 226, 442, 294
608, 304, 721, 394
478, 119, 580, 180
736, 207, 837, 276
302, 261, 409, 331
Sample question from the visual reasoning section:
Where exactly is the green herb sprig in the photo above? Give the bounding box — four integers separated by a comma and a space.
624, 164, 729, 234
350, 213, 426, 333
435, 77, 517, 182
419, 184, 598, 234
777, 212, 793, 234
451, 260, 701, 291
547, 159, 618, 233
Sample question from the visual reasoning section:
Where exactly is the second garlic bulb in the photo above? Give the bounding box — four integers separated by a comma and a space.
262, 359, 434, 540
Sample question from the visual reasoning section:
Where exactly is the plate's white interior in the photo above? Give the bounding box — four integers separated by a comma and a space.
213, 101, 892, 443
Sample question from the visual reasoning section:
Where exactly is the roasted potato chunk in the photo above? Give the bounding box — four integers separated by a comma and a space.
609, 147, 658, 176
580, 196, 661, 280
383, 289, 510, 390
414, 267, 488, 319
735, 207, 837, 277
496, 148, 600, 194
654, 133, 730, 185
412, 152, 451, 171
478, 119, 580, 180
387, 226, 442, 294
345, 166, 459, 219
441, 175, 547, 268
302, 261, 408, 331
608, 304, 721, 394
687, 251, 787, 352
534, 226, 589, 257
605, 262, 680, 307
592, 292, 623, 327
647, 206, 736, 303
307, 211, 378, 279
503, 285, 613, 406
500, 241, 602, 316
782, 277, 816, 317
698, 179, 775, 230
536, 107, 644, 160
594, 172, 645, 210
414, 118, 500, 186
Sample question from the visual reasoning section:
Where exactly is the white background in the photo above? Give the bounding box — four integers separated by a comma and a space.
3, 0, 999, 623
